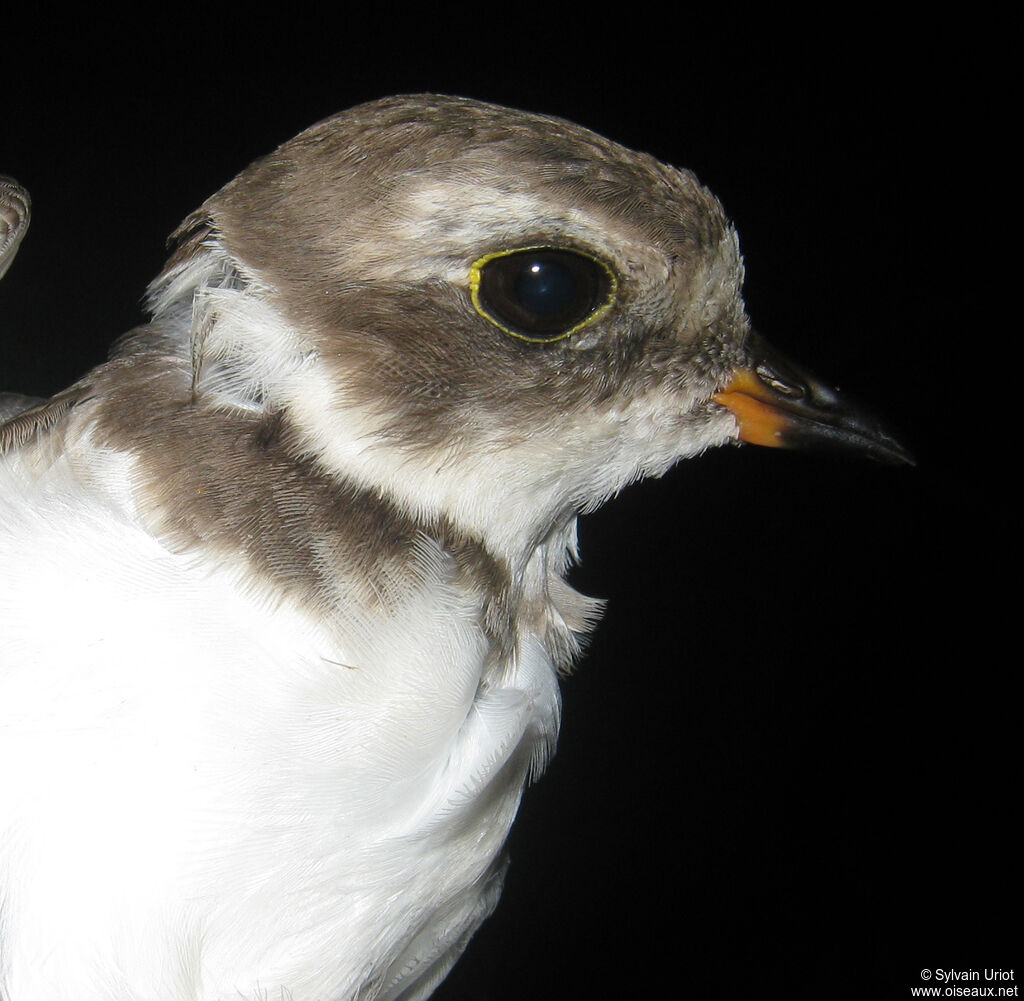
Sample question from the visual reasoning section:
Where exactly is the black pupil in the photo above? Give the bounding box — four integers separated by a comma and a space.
479, 249, 608, 340
515, 257, 577, 316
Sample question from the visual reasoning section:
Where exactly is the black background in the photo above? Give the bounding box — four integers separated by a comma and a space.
2, 13, 1013, 1000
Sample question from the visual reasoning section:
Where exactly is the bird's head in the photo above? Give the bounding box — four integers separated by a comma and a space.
145, 94, 907, 561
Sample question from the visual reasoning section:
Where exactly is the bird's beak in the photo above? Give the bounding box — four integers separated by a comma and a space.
713, 332, 913, 465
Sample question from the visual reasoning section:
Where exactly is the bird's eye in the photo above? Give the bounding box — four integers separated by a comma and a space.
469, 247, 616, 343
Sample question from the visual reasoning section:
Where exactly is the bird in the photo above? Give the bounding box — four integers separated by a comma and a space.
0, 94, 909, 1000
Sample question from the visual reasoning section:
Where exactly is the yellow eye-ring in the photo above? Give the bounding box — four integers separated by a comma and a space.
469, 247, 617, 343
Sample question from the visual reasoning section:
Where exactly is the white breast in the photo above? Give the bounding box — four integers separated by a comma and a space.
0, 447, 560, 1000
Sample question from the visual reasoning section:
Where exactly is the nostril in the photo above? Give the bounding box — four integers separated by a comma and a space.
755, 362, 805, 399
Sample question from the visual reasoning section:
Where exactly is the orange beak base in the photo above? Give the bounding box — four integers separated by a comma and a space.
713, 333, 913, 466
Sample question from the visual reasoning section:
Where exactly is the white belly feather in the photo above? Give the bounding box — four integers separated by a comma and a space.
0, 451, 560, 1000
